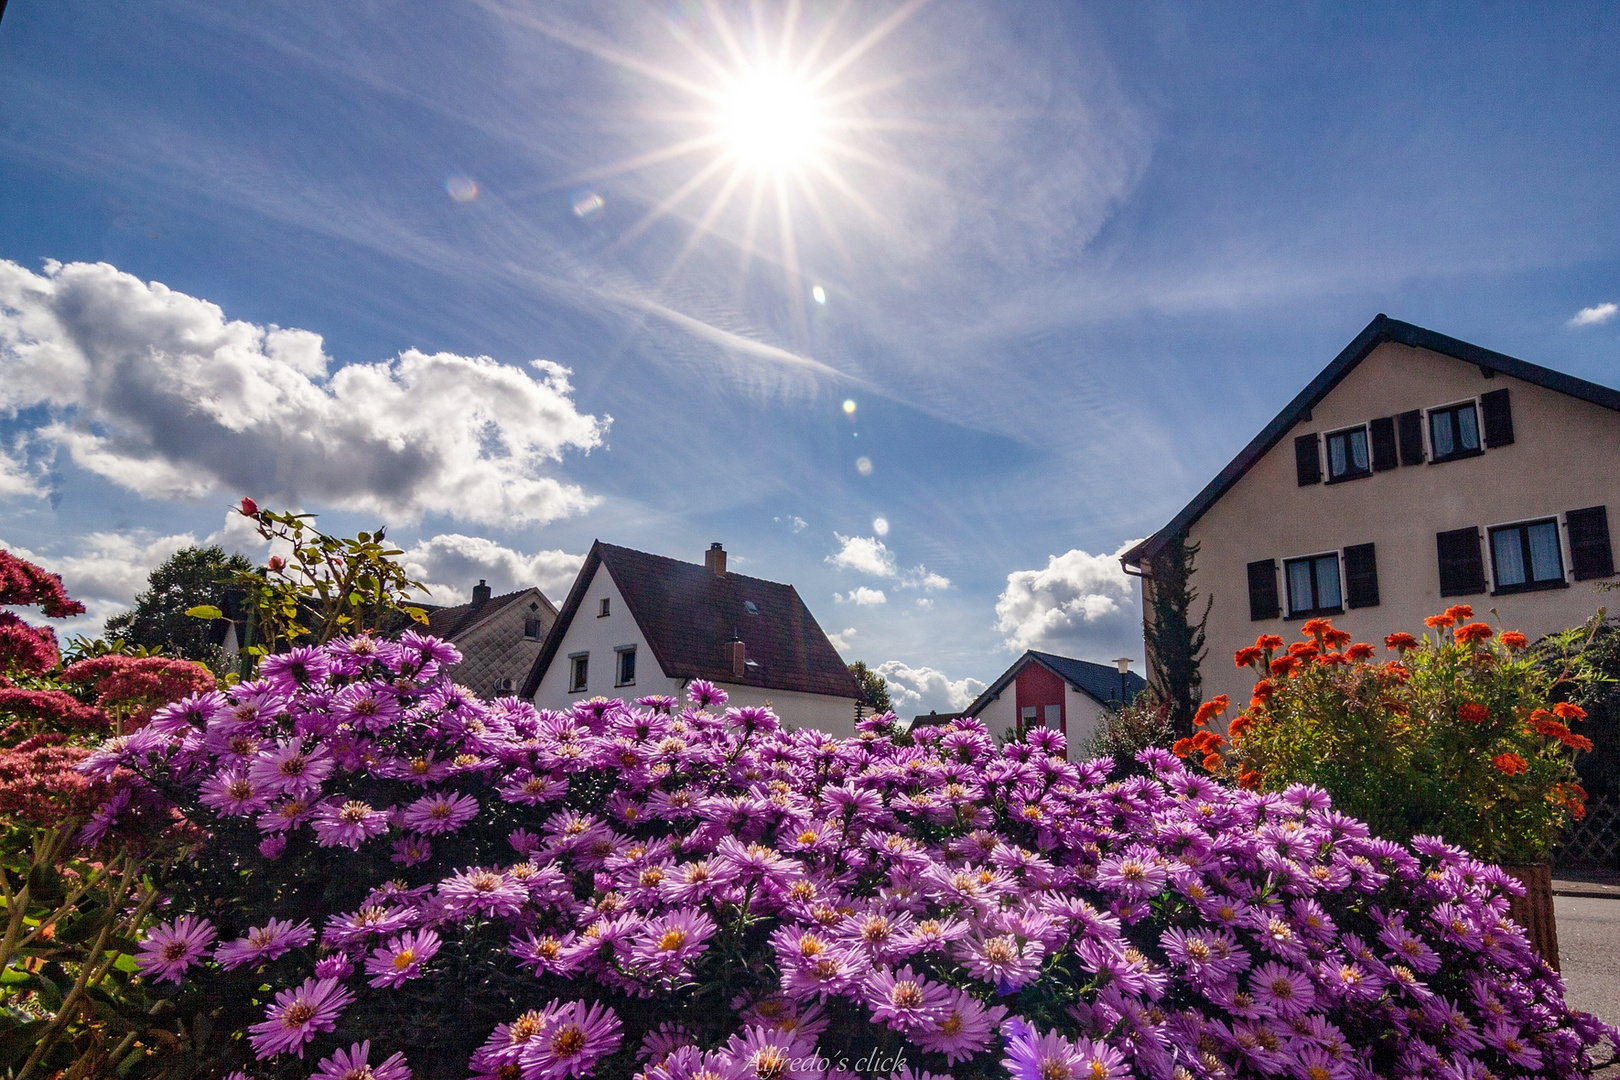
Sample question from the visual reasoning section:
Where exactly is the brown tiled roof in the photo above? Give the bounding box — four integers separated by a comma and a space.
426, 589, 539, 641
520, 542, 860, 701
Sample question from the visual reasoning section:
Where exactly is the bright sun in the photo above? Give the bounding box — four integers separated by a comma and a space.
717, 64, 825, 172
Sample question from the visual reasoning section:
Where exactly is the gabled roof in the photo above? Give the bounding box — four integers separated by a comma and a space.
426, 587, 553, 641
963, 650, 1147, 716
1122, 315, 1620, 567
520, 542, 861, 701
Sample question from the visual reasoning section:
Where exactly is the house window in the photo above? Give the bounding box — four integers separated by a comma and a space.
598, 598, 610, 617
568, 653, 588, 692
1043, 704, 1061, 730
1284, 553, 1343, 617
1325, 426, 1371, 482
1489, 519, 1566, 594
1428, 402, 1481, 462
615, 647, 636, 686
1020, 705, 1037, 733
523, 617, 543, 640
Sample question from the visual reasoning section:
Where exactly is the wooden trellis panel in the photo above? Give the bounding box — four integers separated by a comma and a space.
1555, 794, 1620, 867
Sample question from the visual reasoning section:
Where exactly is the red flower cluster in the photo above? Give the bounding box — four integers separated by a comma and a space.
0, 726, 107, 826
0, 612, 60, 677
1457, 703, 1489, 724
1455, 622, 1494, 645
1385, 632, 1419, 651
0, 550, 85, 618
1528, 709, 1594, 753
1492, 752, 1529, 777
1192, 695, 1229, 727
1500, 631, 1529, 650
1171, 728, 1225, 770
62, 655, 215, 729
0, 687, 106, 733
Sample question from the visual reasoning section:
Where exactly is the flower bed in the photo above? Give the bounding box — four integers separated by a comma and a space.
86, 635, 1616, 1080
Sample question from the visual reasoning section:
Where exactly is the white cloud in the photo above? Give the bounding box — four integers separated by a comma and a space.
826, 627, 856, 653
827, 533, 950, 591
1, 531, 198, 637
0, 445, 36, 498
874, 661, 986, 716
775, 515, 808, 533
914, 598, 933, 610
836, 587, 888, 606
397, 534, 584, 605
0, 259, 608, 526
995, 541, 1142, 655
1569, 302, 1618, 327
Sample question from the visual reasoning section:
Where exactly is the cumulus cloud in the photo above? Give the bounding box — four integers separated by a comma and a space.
775, 515, 808, 533
835, 587, 887, 606
1, 530, 198, 636
0, 445, 36, 498
874, 661, 986, 716
0, 259, 608, 526
826, 627, 856, 653
827, 533, 950, 590
995, 541, 1143, 656
1569, 303, 1618, 327
398, 534, 584, 605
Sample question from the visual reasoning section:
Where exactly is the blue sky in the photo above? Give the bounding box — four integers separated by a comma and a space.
2, 1, 1618, 714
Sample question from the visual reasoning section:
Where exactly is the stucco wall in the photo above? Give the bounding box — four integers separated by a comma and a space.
975, 688, 1018, 740
532, 564, 673, 709
1182, 341, 1620, 709
724, 684, 859, 740
1063, 685, 1109, 753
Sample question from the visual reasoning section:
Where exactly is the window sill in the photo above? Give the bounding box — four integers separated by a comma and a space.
1430, 448, 1484, 465
1491, 579, 1570, 596
1324, 470, 1372, 486
1284, 607, 1344, 621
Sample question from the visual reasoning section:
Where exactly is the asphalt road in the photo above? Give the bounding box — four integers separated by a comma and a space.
1555, 894, 1620, 1076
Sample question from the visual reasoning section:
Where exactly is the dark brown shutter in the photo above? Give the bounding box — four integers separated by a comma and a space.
1294, 434, 1322, 486
1397, 410, 1425, 465
1481, 388, 1515, 448
1567, 506, 1615, 580
1436, 527, 1487, 597
1344, 543, 1380, 608
1369, 417, 1398, 471
1247, 559, 1280, 621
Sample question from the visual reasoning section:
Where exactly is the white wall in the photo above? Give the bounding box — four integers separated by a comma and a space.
1063, 686, 1109, 754
721, 683, 859, 740
532, 564, 678, 710
974, 690, 1018, 741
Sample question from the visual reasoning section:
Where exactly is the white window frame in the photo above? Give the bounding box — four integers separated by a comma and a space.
568, 651, 589, 693
614, 645, 637, 687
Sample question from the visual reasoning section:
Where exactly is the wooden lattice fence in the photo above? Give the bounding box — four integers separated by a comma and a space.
1555, 793, 1620, 868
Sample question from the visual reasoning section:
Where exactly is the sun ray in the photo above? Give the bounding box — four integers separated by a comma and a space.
603, 153, 738, 257
660, 163, 753, 285
806, 0, 930, 92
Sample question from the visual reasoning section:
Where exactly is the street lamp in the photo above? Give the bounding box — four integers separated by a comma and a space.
1114, 658, 1133, 706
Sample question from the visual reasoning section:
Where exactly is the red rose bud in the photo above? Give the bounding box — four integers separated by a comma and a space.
267, 555, 285, 572
240, 497, 259, 516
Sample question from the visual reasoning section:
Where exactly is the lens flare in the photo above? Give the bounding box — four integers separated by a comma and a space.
855, 456, 873, 476
445, 177, 479, 203
812, 285, 826, 304
873, 517, 889, 536
571, 189, 605, 218
842, 400, 857, 415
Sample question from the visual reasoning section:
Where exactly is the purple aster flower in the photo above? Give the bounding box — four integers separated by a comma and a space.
391, 834, 432, 866
331, 682, 402, 732
199, 766, 273, 817
1002, 1018, 1086, 1080
214, 917, 315, 970
247, 977, 355, 1059
961, 932, 1044, 990
249, 739, 334, 798
686, 679, 727, 709
260, 646, 333, 693
517, 1000, 624, 1080
365, 928, 441, 988
1096, 847, 1169, 899
314, 954, 354, 980
439, 866, 528, 917
720, 1025, 819, 1080
321, 904, 417, 950
401, 791, 479, 835
864, 965, 950, 1033
396, 630, 461, 674
910, 986, 1007, 1063
309, 1040, 410, 1080
312, 799, 390, 849
154, 690, 229, 729
1249, 960, 1315, 1018
630, 908, 717, 978
136, 915, 216, 984
259, 834, 288, 859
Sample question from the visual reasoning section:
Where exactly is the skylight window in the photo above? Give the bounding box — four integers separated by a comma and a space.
744, 600, 759, 615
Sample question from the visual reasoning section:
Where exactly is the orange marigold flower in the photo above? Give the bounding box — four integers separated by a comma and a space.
1192, 695, 1229, 727
1234, 646, 1264, 669
1458, 703, 1489, 723
1300, 617, 1334, 638
1345, 642, 1375, 661
1318, 651, 1348, 666
1256, 634, 1284, 651
1491, 752, 1528, 777
1445, 604, 1475, 623
1572, 801, 1587, 820
1201, 752, 1223, 771
1385, 632, 1419, 651
1170, 737, 1194, 759
1454, 622, 1494, 644
1269, 656, 1301, 678
1500, 630, 1528, 650
1424, 614, 1455, 630
1553, 702, 1587, 722
1323, 627, 1352, 649
1288, 641, 1319, 659
1249, 679, 1275, 707
1568, 732, 1594, 753
1237, 769, 1262, 790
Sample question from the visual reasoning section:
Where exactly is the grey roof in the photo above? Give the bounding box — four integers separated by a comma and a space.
964, 651, 1147, 716
1122, 315, 1620, 567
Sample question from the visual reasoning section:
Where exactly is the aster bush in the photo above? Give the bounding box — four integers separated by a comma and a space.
1190, 607, 1595, 864
78, 632, 1618, 1080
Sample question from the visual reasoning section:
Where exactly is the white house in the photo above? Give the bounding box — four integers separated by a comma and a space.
522, 541, 863, 737
945, 651, 1147, 757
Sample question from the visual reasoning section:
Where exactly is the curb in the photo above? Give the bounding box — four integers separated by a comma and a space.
1553, 887, 1620, 900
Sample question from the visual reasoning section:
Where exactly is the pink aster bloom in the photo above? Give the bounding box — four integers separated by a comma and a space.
259, 646, 332, 692
1001, 1018, 1086, 1080
365, 928, 441, 988
249, 739, 334, 798
136, 915, 216, 984
686, 679, 727, 709
391, 834, 432, 866
312, 798, 391, 849
198, 766, 273, 817
630, 908, 717, 978
961, 932, 1044, 990
910, 986, 1007, 1064
864, 965, 951, 1033
247, 977, 355, 1059
214, 917, 315, 970
332, 682, 402, 732
401, 791, 479, 835
310, 1040, 410, 1080
720, 1025, 820, 1080
517, 1000, 624, 1080
439, 866, 528, 917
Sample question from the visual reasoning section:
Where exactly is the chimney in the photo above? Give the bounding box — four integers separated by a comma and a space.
728, 631, 746, 679
472, 579, 491, 603
705, 542, 726, 576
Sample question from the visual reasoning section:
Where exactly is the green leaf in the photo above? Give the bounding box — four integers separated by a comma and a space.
184, 604, 224, 620
0, 1018, 50, 1070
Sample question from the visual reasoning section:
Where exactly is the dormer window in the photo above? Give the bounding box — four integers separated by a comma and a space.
598, 598, 610, 617
1429, 402, 1481, 462
1325, 426, 1371, 482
